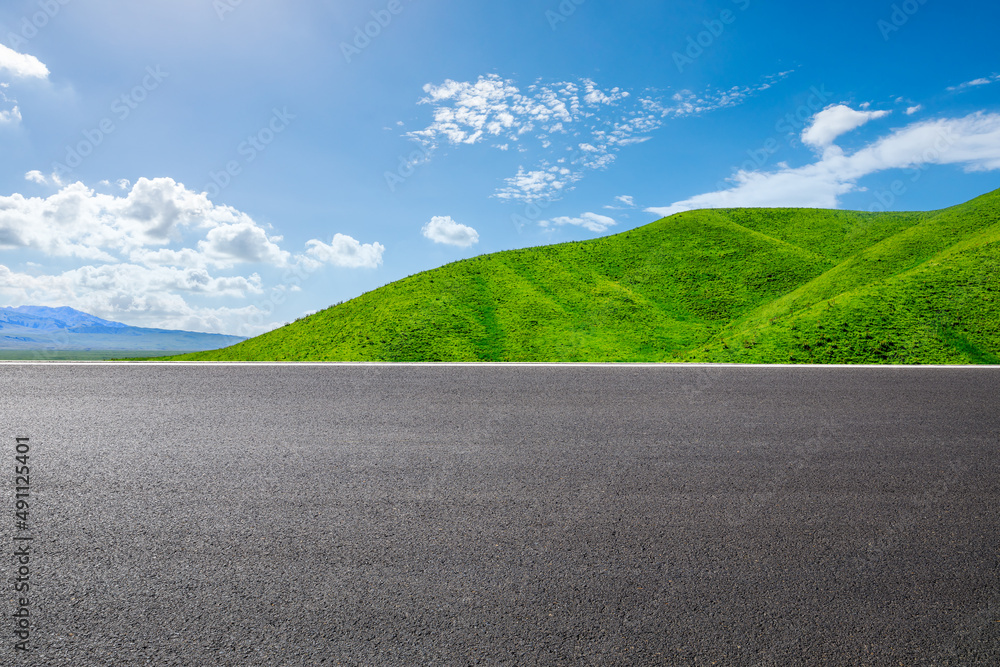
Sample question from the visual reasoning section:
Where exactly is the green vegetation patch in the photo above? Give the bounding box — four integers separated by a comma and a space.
169, 188, 1000, 364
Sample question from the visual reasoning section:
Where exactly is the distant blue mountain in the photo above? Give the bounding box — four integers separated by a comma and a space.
0, 305, 128, 331
0, 306, 246, 352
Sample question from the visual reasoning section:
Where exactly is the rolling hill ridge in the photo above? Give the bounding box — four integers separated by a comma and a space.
172, 189, 1000, 364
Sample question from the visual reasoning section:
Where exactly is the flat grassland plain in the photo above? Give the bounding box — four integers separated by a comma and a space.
2, 363, 998, 665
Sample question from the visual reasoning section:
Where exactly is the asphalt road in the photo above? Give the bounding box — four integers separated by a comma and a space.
2, 363, 998, 666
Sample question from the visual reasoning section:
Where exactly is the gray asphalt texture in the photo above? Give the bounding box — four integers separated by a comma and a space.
2, 363, 999, 666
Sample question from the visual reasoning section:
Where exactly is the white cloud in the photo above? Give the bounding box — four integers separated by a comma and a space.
305, 234, 385, 269
199, 221, 290, 266
0, 263, 261, 300
0, 45, 49, 126
495, 165, 579, 202
906, 105, 923, 116
0, 178, 268, 261
646, 111, 1000, 217
0, 44, 49, 80
604, 194, 637, 211
0, 105, 21, 125
0, 263, 271, 335
421, 216, 479, 247
0, 178, 385, 333
948, 75, 999, 92
24, 168, 65, 187
404, 72, 791, 203
801, 104, 891, 149
540, 212, 616, 233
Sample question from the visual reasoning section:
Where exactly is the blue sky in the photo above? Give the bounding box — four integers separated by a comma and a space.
1, 0, 998, 335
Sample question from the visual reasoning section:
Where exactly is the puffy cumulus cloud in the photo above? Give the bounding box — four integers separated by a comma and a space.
128, 247, 213, 269
0, 260, 265, 310
199, 222, 289, 267
0, 45, 49, 126
540, 212, 616, 233
305, 234, 385, 269
801, 104, 891, 149
0, 176, 372, 270
0, 178, 259, 260
0, 263, 271, 334
405, 72, 791, 204
0, 105, 21, 125
421, 216, 479, 247
646, 111, 1000, 217
0, 177, 385, 334
0, 44, 49, 80
906, 105, 923, 116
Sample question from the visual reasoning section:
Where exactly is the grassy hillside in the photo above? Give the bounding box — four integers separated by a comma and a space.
173, 189, 1000, 363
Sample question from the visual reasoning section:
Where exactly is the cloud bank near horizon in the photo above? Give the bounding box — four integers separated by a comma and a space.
646, 107, 1000, 217
0, 177, 384, 335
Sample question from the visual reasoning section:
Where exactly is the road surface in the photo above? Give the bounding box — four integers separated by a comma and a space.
2, 363, 998, 665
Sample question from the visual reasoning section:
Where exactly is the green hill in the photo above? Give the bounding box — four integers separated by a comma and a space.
172, 189, 1000, 364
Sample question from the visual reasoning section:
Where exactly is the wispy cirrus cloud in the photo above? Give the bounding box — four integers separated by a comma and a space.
403, 71, 792, 203
947, 74, 1000, 93
604, 194, 637, 210
540, 212, 616, 233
